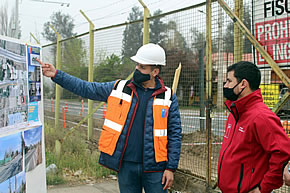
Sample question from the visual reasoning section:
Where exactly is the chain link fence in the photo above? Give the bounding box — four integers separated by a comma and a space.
42, 0, 289, 192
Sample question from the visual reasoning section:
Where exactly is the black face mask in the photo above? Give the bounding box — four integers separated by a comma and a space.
223, 81, 245, 101
133, 69, 151, 84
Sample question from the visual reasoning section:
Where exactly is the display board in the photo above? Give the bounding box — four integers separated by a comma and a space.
0, 35, 46, 193
253, 0, 290, 67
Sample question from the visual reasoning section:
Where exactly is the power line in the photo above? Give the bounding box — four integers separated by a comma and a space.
72, 0, 125, 19
30, 0, 70, 7
84, 0, 125, 13
74, 2, 139, 27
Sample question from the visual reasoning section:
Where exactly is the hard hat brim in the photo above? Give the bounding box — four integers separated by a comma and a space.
130, 56, 165, 66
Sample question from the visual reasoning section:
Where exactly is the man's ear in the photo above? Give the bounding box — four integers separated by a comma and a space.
152, 68, 159, 77
241, 79, 249, 89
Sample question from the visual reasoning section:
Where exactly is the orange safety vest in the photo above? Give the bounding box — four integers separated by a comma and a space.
98, 80, 172, 163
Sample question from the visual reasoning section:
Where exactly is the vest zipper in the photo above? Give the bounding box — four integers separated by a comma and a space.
142, 97, 150, 172
118, 92, 139, 172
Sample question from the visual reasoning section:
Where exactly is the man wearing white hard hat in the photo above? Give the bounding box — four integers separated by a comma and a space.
37, 43, 182, 193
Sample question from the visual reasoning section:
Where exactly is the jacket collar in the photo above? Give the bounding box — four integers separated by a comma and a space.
225, 88, 264, 115
128, 76, 167, 96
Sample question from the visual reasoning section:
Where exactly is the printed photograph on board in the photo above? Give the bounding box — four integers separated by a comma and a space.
30, 54, 40, 67
27, 102, 39, 122
0, 171, 26, 193
0, 38, 28, 129
0, 132, 24, 183
27, 46, 41, 103
24, 126, 42, 172
27, 46, 40, 67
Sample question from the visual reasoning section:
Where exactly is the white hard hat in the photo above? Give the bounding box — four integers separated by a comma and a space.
131, 43, 166, 66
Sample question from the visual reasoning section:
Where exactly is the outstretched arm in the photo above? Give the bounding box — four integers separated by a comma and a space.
36, 58, 115, 101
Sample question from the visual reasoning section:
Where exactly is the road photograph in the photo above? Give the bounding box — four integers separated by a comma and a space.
0, 132, 23, 183
0, 171, 26, 193
24, 125, 42, 172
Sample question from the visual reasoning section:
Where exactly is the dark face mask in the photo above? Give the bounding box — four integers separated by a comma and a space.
223, 81, 245, 101
133, 69, 151, 84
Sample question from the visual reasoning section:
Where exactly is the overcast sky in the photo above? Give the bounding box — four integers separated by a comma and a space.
1, 0, 204, 44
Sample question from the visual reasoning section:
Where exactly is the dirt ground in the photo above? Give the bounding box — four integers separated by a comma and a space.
47, 179, 119, 193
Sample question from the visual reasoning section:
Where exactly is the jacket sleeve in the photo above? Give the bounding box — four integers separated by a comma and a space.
166, 93, 182, 171
52, 70, 116, 102
254, 113, 290, 192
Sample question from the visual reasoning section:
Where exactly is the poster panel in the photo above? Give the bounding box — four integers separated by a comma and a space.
0, 35, 46, 193
0, 38, 28, 130
253, 0, 290, 67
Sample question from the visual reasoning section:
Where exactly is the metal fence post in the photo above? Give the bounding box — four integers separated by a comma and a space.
234, 0, 243, 63
49, 24, 62, 129
217, 6, 224, 110
80, 10, 95, 140
139, 0, 150, 45
29, 32, 40, 45
206, 0, 213, 189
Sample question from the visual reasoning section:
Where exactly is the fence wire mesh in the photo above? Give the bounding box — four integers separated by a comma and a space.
42, 0, 289, 192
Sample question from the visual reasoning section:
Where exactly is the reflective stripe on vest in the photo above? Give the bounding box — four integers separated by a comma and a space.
98, 80, 133, 156
153, 86, 172, 162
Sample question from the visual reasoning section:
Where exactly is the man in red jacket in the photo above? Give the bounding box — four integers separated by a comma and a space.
217, 61, 290, 193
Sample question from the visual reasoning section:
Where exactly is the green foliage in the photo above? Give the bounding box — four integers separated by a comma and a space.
61, 39, 87, 99
94, 54, 135, 82
45, 122, 115, 185
121, 6, 143, 60
121, 8, 167, 60
224, 22, 234, 53
161, 48, 199, 106
46, 172, 66, 185
160, 23, 201, 106
62, 39, 87, 74
43, 81, 55, 99
243, 5, 252, 54
150, 10, 167, 45
191, 27, 218, 53
224, 5, 252, 53
42, 12, 87, 99
42, 11, 76, 42
163, 21, 187, 50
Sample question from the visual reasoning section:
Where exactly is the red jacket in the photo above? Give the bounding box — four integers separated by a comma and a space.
218, 89, 290, 193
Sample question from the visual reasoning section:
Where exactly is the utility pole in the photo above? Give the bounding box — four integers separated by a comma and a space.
15, 0, 19, 38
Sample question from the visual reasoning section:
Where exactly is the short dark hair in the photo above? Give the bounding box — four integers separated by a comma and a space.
150, 65, 162, 73
227, 61, 261, 90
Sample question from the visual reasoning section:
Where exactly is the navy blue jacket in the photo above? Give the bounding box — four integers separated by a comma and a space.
52, 70, 182, 172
